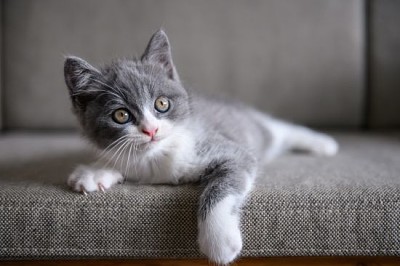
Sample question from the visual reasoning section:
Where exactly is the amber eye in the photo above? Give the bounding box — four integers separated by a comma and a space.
154, 96, 170, 113
112, 109, 131, 124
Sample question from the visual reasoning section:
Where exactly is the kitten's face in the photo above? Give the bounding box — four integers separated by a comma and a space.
64, 30, 189, 152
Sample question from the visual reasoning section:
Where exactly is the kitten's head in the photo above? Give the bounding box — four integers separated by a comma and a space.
64, 30, 190, 151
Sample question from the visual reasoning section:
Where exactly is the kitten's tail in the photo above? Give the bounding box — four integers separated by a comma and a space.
254, 112, 339, 162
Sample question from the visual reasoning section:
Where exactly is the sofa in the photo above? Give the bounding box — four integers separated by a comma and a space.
1, 0, 399, 263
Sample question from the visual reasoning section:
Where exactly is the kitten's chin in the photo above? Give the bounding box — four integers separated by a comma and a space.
134, 132, 172, 152
140, 137, 164, 151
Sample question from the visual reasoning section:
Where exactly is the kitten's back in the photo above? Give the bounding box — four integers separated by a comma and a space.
190, 95, 274, 161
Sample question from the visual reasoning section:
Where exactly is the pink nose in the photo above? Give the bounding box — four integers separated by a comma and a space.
142, 127, 158, 138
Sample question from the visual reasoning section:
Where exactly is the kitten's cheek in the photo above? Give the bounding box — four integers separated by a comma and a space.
156, 122, 173, 138
160, 126, 174, 139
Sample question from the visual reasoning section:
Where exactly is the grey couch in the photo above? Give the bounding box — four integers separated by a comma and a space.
1, 0, 399, 260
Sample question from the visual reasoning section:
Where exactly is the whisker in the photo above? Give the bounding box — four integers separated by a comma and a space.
94, 144, 122, 168
120, 140, 131, 174
97, 135, 130, 158
113, 83, 126, 99
94, 137, 131, 166
103, 139, 130, 168
88, 78, 123, 99
71, 88, 121, 100
112, 139, 131, 170
89, 78, 116, 91
125, 142, 134, 179
126, 140, 140, 181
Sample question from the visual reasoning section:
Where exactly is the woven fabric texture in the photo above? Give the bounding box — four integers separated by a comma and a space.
0, 132, 399, 259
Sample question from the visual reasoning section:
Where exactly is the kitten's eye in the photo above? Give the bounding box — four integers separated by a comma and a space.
154, 96, 170, 113
112, 109, 131, 124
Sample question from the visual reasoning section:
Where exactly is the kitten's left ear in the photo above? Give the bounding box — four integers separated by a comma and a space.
141, 29, 180, 82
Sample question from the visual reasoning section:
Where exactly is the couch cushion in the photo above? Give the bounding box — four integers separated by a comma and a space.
0, 132, 399, 259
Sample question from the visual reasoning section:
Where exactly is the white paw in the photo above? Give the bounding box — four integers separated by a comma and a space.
312, 134, 339, 156
198, 196, 242, 265
67, 165, 123, 193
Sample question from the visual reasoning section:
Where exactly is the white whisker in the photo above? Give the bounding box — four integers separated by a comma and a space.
103, 139, 130, 168
88, 78, 123, 99
97, 135, 130, 158
125, 142, 134, 179
112, 139, 131, 170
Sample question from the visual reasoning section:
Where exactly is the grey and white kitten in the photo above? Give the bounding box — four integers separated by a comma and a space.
64, 29, 338, 264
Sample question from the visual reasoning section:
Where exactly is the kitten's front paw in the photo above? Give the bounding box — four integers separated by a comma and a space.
67, 165, 123, 194
198, 198, 242, 264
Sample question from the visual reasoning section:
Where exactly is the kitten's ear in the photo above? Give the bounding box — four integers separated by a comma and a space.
141, 29, 180, 82
64, 56, 101, 110
64, 56, 100, 94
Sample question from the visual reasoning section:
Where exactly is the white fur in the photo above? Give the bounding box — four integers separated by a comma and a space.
68, 119, 199, 193
132, 124, 199, 184
67, 165, 123, 192
124, 111, 199, 184
252, 112, 339, 162
198, 195, 242, 265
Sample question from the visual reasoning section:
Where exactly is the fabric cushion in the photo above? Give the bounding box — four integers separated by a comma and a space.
0, 132, 399, 258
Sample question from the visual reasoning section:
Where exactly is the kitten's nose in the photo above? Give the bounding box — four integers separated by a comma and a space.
142, 127, 158, 138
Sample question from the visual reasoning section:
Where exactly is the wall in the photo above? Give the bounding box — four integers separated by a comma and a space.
0, 1, 3, 130
369, 0, 400, 128
2, 0, 389, 130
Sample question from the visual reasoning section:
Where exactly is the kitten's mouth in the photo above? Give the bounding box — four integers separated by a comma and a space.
129, 135, 165, 151
149, 137, 162, 144
142, 136, 162, 147
140, 141, 156, 151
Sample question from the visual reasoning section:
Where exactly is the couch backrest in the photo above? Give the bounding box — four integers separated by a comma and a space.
369, 0, 400, 127
0, 0, 399, 130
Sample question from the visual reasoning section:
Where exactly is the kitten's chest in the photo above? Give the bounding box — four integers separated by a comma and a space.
132, 132, 200, 184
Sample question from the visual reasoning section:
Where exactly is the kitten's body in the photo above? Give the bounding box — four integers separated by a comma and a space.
89, 94, 335, 185
64, 30, 338, 264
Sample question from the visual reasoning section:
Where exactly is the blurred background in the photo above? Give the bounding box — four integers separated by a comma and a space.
0, 0, 399, 131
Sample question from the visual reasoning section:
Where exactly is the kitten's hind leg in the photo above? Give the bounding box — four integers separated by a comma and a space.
268, 119, 339, 157
197, 149, 257, 264
67, 165, 124, 194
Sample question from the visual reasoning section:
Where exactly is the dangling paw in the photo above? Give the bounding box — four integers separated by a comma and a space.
67, 165, 123, 194
198, 197, 243, 265
310, 133, 339, 157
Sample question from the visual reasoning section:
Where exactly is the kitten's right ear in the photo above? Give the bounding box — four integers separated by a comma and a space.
64, 56, 100, 94
64, 56, 101, 111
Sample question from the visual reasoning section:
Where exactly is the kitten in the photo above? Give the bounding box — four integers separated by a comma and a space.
64, 29, 338, 264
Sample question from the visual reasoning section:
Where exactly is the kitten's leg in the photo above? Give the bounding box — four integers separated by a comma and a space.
198, 153, 257, 264
266, 119, 338, 158
67, 165, 124, 193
